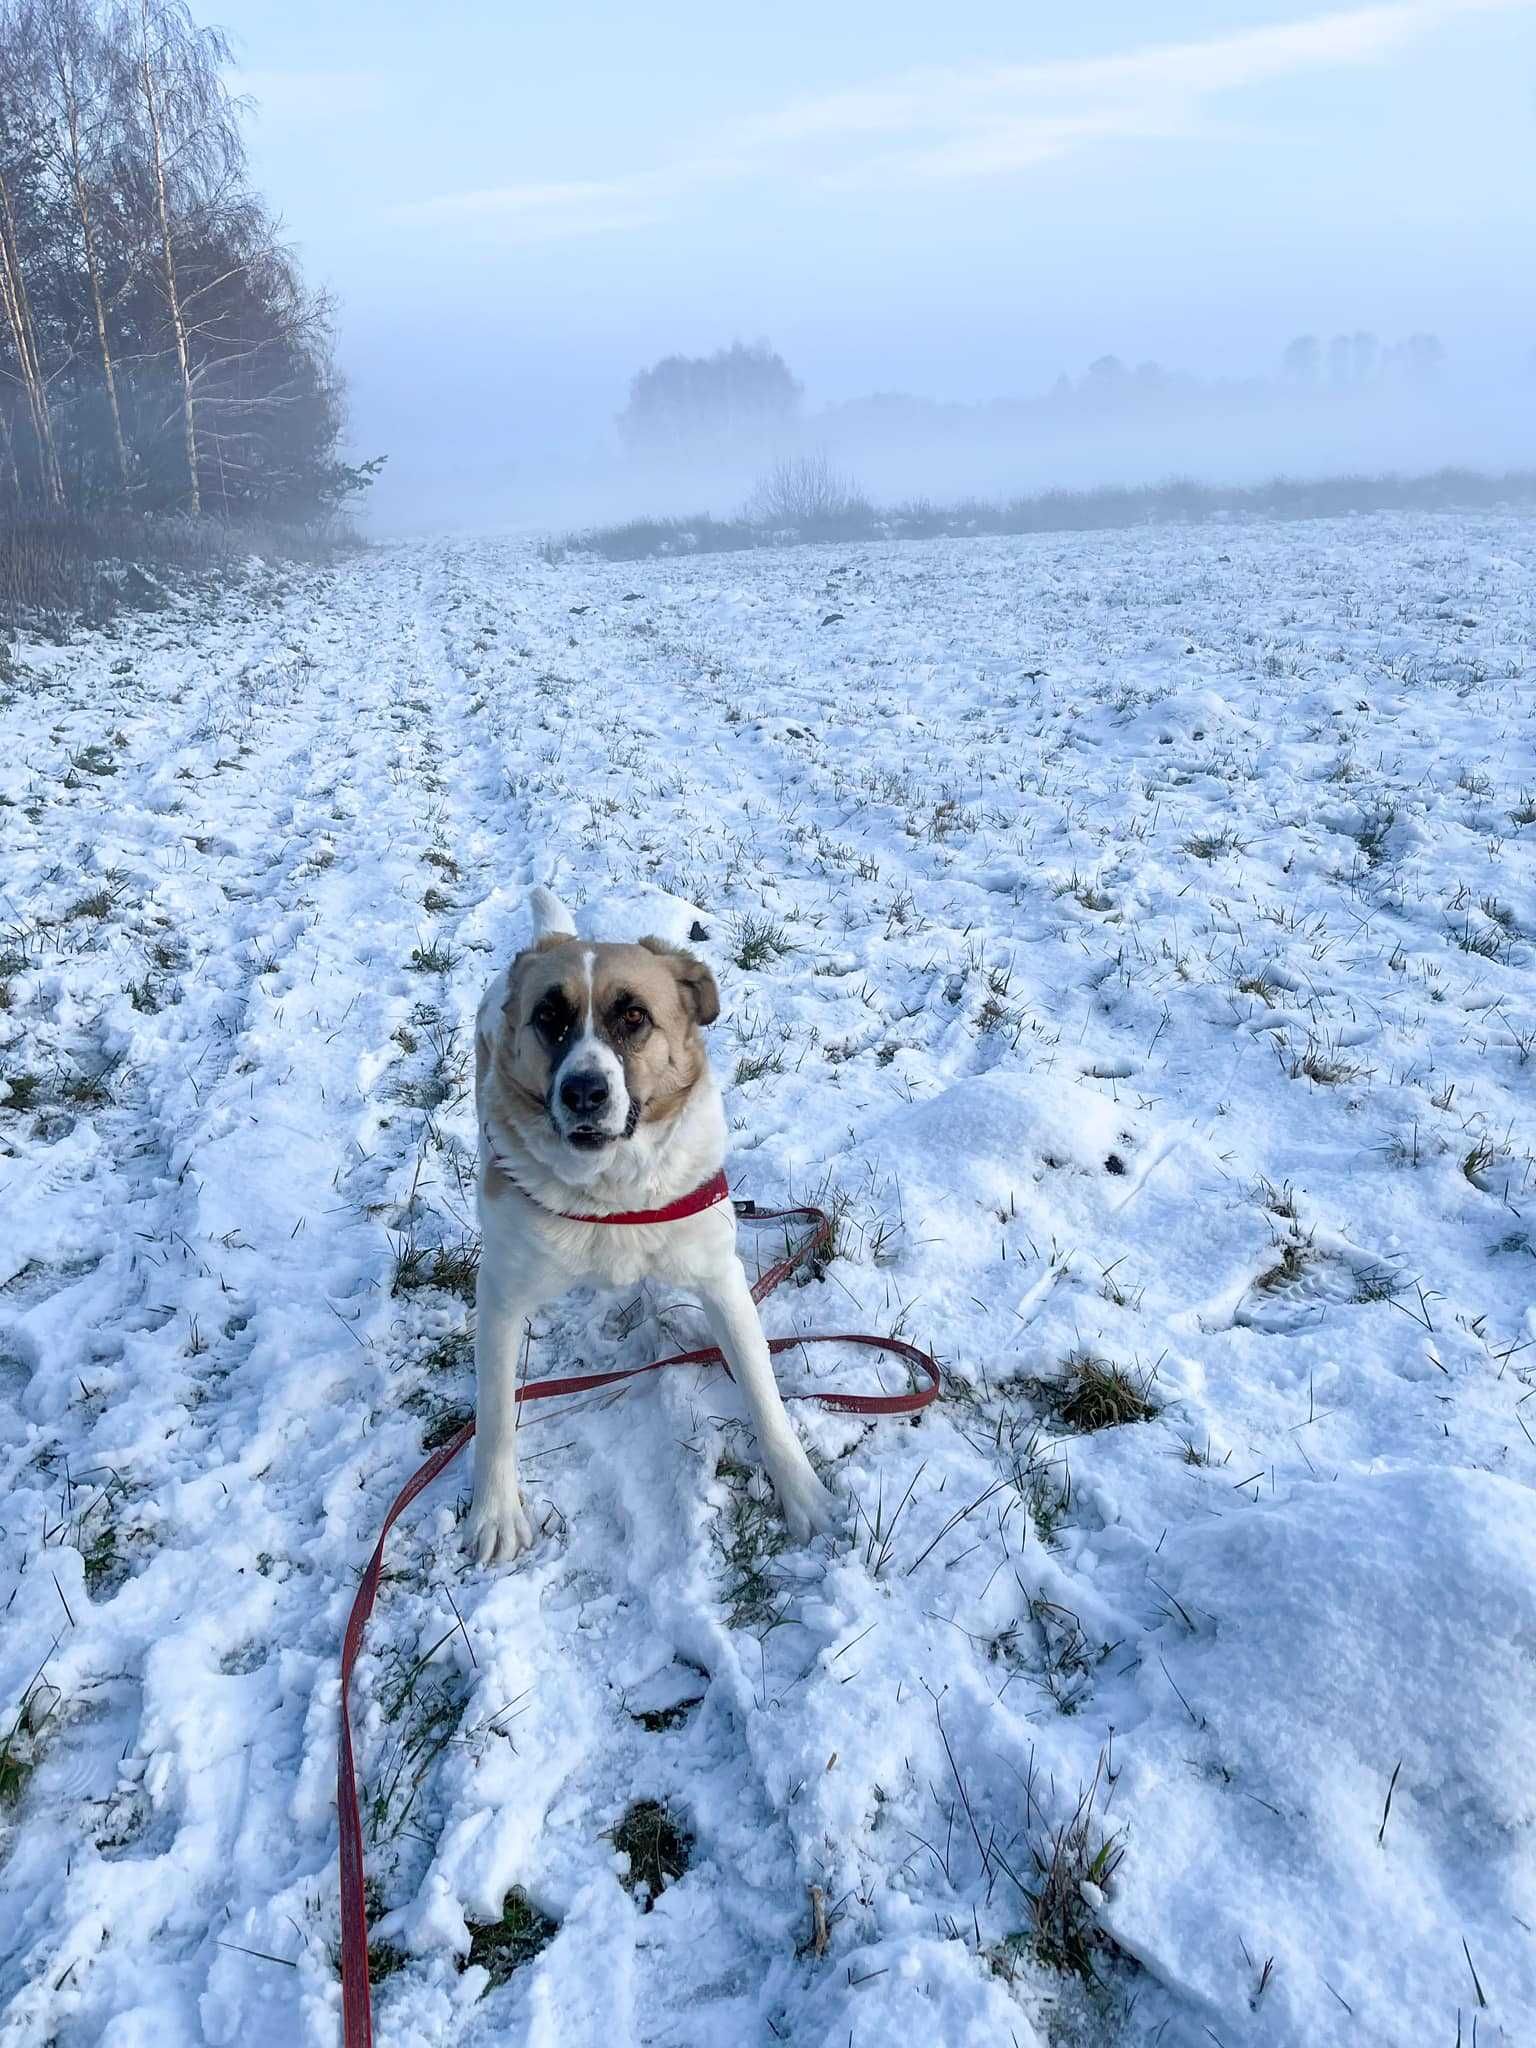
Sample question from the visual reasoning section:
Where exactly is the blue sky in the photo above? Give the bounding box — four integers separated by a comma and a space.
214, 1, 1536, 509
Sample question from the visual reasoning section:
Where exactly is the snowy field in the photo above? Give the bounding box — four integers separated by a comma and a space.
2, 510, 1534, 2048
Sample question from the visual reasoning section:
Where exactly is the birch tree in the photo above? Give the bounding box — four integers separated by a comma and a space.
36, 0, 131, 488
0, 30, 64, 505
116, 0, 242, 514
0, 0, 371, 526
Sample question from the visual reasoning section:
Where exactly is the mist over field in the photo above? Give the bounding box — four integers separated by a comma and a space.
200, 0, 1536, 541
360, 342, 1535, 537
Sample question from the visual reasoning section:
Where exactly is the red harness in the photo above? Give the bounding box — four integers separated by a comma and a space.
336, 1185, 939, 2047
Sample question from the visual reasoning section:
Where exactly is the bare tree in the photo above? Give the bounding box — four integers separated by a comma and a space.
746, 450, 868, 530
0, 0, 368, 533
117, 0, 243, 513
0, 19, 64, 504
36, 0, 131, 487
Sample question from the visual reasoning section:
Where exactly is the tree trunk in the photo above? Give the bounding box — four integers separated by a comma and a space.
0, 165, 63, 508
63, 94, 131, 493
139, 4, 198, 515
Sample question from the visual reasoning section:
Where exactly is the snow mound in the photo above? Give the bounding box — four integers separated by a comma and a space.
1110, 1468, 1536, 2042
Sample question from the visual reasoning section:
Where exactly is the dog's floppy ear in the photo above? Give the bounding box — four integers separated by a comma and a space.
640, 936, 721, 1027
503, 932, 568, 1017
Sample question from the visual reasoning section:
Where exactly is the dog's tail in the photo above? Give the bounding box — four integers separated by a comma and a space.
529, 885, 577, 940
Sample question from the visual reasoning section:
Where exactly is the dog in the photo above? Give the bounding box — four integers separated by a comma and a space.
465, 886, 839, 1564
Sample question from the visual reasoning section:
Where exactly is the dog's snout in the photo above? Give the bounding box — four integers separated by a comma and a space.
559, 1068, 610, 1118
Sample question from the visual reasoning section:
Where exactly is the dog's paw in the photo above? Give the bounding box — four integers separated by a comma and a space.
464, 1480, 536, 1566
770, 1457, 840, 1544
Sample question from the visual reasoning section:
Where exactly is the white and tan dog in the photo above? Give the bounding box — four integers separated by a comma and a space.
466, 887, 838, 1564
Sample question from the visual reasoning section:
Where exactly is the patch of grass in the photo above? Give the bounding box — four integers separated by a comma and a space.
609, 1799, 693, 1910
733, 1044, 785, 1086
420, 1402, 473, 1451
1447, 917, 1513, 962
125, 973, 165, 1014
423, 847, 461, 878
0, 1679, 60, 1808
1352, 1262, 1405, 1304
419, 1330, 473, 1375
730, 911, 796, 971
391, 1236, 480, 1303
1026, 1756, 1126, 1981
1289, 1038, 1368, 1086
65, 886, 117, 920
1182, 826, 1247, 861
366, 1937, 410, 1985
711, 1441, 794, 1630
0, 1722, 36, 1807
1025, 1595, 1103, 1715
1350, 800, 1398, 865
1463, 1136, 1513, 1192
2, 1070, 43, 1112
1237, 971, 1286, 1004
1057, 872, 1114, 911
391, 1072, 454, 1111
409, 937, 457, 974
59, 1062, 118, 1109
1253, 1240, 1314, 1293
368, 1648, 471, 1844
465, 1890, 558, 1985
945, 1375, 1075, 1543
1030, 1351, 1159, 1432
81, 1517, 121, 1594
1481, 896, 1518, 934
630, 1695, 703, 1733
1018, 1438, 1073, 1545
975, 992, 1020, 1036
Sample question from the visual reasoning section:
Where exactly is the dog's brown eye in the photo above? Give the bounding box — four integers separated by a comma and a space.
621, 1005, 649, 1032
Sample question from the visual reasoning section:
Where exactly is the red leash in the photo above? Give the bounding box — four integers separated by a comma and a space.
336, 1193, 939, 2045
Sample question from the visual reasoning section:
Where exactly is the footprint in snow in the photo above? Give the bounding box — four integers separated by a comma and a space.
1234, 1242, 1401, 1334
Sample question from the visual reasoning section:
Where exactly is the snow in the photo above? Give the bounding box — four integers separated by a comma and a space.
1, 511, 1534, 2047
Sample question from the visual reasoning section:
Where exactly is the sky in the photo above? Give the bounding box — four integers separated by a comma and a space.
214, 0, 1536, 526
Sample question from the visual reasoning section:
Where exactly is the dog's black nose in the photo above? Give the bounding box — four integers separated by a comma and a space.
559, 1069, 610, 1118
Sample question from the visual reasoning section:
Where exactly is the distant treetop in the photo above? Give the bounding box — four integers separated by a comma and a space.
618, 342, 801, 454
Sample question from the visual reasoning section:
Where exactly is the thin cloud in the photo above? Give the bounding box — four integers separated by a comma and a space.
392, 0, 1533, 237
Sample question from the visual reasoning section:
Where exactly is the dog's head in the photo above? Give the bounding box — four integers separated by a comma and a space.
492, 934, 720, 1168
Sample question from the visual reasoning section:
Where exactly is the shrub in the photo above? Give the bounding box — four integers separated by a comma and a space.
744, 450, 872, 533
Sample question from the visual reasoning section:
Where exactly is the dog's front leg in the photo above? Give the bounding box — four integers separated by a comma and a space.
699, 1259, 839, 1542
465, 1264, 548, 1566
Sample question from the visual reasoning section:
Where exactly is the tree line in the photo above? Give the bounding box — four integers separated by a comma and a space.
0, 0, 370, 524
616, 331, 1460, 456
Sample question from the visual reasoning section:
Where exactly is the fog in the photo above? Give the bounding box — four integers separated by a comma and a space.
356, 348, 1533, 540
216, 0, 1536, 539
